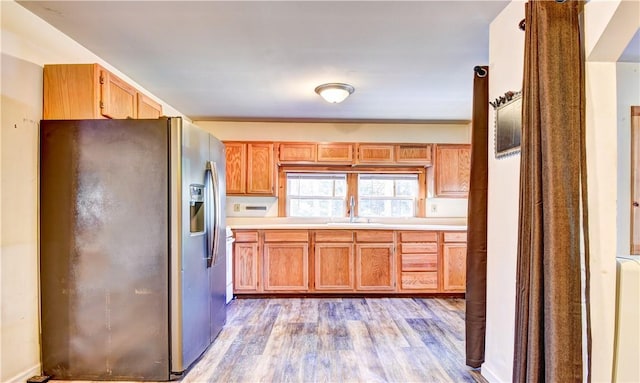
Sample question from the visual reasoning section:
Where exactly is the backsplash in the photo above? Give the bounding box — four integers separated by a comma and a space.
226, 196, 279, 217
225, 196, 467, 218
425, 198, 468, 218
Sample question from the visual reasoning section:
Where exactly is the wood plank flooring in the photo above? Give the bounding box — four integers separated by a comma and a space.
50, 298, 486, 383
182, 297, 486, 383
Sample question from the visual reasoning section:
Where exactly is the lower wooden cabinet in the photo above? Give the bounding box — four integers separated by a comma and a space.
354, 230, 395, 291
314, 243, 354, 290
233, 242, 259, 292
263, 243, 309, 291
232, 228, 467, 296
442, 232, 467, 292
398, 231, 439, 292
442, 243, 467, 292
355, 244, 395, 290
314, 230, 354, 291
262, 230, 309, 291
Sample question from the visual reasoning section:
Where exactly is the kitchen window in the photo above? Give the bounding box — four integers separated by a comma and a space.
282, 168, 425, 218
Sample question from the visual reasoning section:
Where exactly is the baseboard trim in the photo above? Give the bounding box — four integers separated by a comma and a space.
481, 363, 507, 383
6, 364, 41, 383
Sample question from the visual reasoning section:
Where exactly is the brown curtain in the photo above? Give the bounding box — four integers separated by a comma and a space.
513, 1, 590, 382
465, 66, 489, 368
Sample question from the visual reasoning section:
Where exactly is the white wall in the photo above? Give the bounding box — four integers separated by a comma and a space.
483, 2, 524, 382
483, 1, 640, 382
0, 1, 184, 381
616, 63, 640, 256
585, 1, 640, 381
195, 120, 470, 143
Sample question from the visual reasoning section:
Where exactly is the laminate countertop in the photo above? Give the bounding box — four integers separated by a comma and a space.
226, 217, 467, 231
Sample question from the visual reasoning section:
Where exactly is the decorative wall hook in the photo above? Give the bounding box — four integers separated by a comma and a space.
490, 90, 520, 109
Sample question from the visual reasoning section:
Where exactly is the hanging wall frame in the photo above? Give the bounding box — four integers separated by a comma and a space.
491, 90, 522, 158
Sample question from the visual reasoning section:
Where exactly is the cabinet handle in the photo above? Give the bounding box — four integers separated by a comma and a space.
634, 202, 639, 207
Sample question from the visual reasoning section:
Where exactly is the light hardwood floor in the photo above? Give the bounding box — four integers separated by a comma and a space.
182, 297, 485, 383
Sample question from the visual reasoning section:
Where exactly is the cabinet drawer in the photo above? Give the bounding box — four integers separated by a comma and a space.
399, 231, 438, 243
314, 230, 353, 242
444, 232, 467, 242
402, 253, 437, 271
401, 272, 438, 290
355, 230, 394, 243
264, 230, 309, 242
400, 243, 438, 254
234, 231, 259, 243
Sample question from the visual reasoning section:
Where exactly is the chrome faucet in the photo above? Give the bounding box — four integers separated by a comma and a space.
349, 196, 356, 223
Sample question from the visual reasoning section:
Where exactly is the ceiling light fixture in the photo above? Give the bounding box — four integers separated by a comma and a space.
314, 83, 355, 104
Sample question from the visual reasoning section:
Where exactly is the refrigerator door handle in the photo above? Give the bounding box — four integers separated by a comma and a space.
206, 161, 221, 268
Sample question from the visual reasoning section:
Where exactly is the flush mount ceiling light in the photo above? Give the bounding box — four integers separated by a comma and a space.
314, 83, 355, 104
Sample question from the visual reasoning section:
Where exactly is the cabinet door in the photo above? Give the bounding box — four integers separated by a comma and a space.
136, 93, 162, 119
435, 145, 471, 197
317, 143, 354, 164
278, 143, 316, 163
263, 243, 309, 291
355, 244, 395, 291
43, 64, 102, 119
225, 143, 247, 194
100, 69, 137, 119
315, 243, 354, 291
442, 243, 467, 292
247, 143, 275, 195
356, 144, 395, 165
234, 242, 259, 292
396, 144, 432, 166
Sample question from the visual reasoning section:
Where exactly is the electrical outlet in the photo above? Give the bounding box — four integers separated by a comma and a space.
430, 204, 438, 213
233, 203, 241, 212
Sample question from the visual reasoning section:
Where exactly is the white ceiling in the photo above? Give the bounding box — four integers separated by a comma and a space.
19, 1, 513, 122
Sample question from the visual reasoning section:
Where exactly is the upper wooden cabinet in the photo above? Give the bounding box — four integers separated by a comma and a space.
43, 64, 161, 120
278, 143, 316, 163
225, 142, 276, 196
317, 143, 354, 164
356, 144, 395, 165
396, 144, 432, 166
136, 93, 163, 119
355, 143, 433, 166
278, 142, 354, 165
434, 144, 471, 197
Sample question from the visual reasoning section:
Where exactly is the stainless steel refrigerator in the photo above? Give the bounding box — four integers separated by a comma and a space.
39, 117, 226, 380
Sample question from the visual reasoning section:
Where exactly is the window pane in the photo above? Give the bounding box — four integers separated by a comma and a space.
358, 174, 418, 218
287, 173, 347, 217
396, 179, 417, 196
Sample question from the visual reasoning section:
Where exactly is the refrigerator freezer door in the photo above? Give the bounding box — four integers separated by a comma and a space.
171, 119, 214, 373
40, 119, 171, 380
